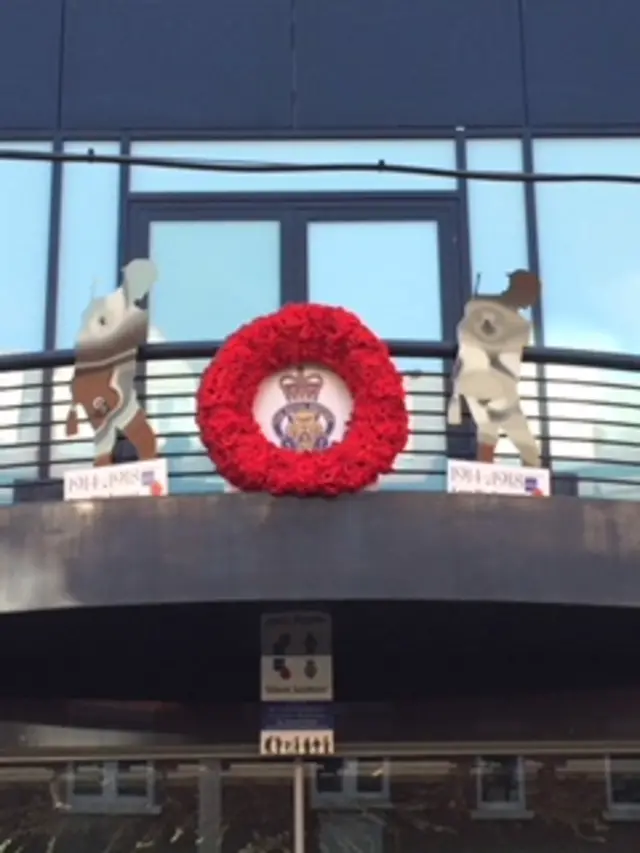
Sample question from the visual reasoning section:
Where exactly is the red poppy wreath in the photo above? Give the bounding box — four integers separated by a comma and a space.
196, 303, 409, 497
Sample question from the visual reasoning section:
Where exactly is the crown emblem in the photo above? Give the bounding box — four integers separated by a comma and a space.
272, 367, 336, 452
279, 368, 324, 404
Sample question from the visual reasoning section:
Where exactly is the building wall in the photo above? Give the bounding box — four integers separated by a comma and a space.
4, 755, 640, 853
3, 0, 640, 133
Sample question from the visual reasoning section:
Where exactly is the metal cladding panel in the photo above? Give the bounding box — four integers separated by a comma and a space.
294, 0, 525, 129
1, 492, 640, 612
0, 0, 63, 130
60, 0, 293, 131
523, 0, 640, 127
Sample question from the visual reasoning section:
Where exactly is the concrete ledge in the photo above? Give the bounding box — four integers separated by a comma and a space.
0, 492, 639, 612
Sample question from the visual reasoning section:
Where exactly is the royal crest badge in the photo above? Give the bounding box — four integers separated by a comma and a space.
271, 368, 336, 452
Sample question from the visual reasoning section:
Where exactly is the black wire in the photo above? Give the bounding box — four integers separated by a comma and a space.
1, 146, 640, 185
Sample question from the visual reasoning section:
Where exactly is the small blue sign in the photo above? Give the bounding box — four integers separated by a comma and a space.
262, 702, 334, 732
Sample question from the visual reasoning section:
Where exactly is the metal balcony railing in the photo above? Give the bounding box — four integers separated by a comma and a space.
1, 342, 639, 505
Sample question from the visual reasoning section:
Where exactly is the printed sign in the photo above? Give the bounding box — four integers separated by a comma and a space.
260, 703, 334, 757
260, 731, 335, 757
447, 459, 550, 497
63, 458, 169, 502
261, 611, 333, 702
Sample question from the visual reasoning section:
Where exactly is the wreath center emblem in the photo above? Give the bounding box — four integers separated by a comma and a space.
254, 363, 354, 455
272, 368, 336, 452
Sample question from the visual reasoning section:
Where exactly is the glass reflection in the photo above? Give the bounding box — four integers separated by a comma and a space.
533, 139, 640, 496
0, 142, 51, 353
307, 220, 447, 491
148, 220, 281, 343
0, 143, 51, 501
307, 755, 640, 853
545, 362, 640, 501
466, 140, 530, 309
55, 141, 120, 349
130, 140, 457, 193
0, 760, 293, 853
475, 756, 526, 811
607, 755, 640, 814
534, 138, 640, 355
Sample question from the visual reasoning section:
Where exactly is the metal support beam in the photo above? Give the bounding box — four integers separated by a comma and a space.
198, 759, 222, 853
294, 759, 305, 853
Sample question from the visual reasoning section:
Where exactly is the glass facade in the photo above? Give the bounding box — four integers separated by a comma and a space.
308, 218, 448, 488
5, 754, 640, 853
149, 220, 282, 342
56, 140, 120, 349
0, 142, 52, 354
0, 136, 639, 501
128, 140, 457, 193
533, 139, 640, 499
0, 141, 52, 494
534, 138, 640, 355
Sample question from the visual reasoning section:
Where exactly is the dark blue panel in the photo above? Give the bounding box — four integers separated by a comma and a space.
295, 0, 525, 130
524, 0, 640, 127
0, 0, 62, 130
61, 0, 292, 131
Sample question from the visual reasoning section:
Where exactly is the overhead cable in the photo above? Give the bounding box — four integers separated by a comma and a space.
1, 146, 639, 185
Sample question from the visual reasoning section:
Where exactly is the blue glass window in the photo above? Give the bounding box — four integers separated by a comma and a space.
56, 141, 120, 349
308, 219, 446, 491
534, 138, 640, 354
130, 140, 457, 193
0, 142, 51, 351
51, 141, 121, 474
466, 140, 530, 307
148, 220, 281, 342
0, 142, 52, 495
534, 139, 640, 499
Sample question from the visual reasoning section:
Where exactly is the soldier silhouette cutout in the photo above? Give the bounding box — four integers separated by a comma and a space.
65, 260, 158, 467
448, 270, 542, 467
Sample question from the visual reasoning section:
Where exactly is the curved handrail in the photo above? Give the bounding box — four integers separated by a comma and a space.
1, 341, 639, 373
0, 340, 639, 504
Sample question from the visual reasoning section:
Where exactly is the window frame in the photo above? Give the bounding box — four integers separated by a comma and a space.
127, 192, 465, 342
605, 754, 640, 821
311, 758, 391, 809
472, 755, 533, 821
128, 192, 468, 465
62, 760, 160, 815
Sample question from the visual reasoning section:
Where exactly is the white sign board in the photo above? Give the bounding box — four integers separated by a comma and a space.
63, 458, 169, 502
447, 459, 550, 497
261, 611, 333, 702
260, 731, 334, 757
